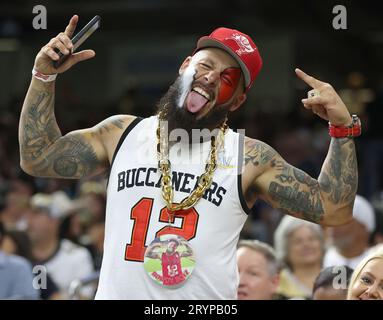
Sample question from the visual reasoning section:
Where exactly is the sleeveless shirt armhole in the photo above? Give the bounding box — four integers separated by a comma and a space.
106, 116, 143, 188
237, 133, 253, 215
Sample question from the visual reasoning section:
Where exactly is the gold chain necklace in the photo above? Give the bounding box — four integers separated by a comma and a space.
157, 114, 227, 211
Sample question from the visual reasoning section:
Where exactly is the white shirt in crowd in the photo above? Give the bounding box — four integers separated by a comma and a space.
323, 246, 371, 270
43, 239, 94, 297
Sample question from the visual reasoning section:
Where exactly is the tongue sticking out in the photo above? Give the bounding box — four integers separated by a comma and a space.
186, 91, 209, 113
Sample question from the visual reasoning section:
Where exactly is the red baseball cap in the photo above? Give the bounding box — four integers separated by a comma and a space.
194, 27, 263, 92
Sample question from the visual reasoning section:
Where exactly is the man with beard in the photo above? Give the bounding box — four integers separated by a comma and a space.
19, 15, 360, 299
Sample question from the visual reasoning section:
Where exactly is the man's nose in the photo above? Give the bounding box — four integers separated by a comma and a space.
202, 70, 220, 85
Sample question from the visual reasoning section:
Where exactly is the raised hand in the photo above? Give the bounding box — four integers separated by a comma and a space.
296, 68, 352, 126
33, 15, 95, 75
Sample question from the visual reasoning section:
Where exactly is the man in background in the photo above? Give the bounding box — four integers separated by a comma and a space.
28, 192, 94, 298
237, 239, 279, 300
324, 195, 375, 269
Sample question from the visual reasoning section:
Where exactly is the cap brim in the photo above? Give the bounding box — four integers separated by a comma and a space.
196, 37, 250, 88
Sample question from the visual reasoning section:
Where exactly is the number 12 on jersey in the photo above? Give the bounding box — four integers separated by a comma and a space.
125, 198, 199, 262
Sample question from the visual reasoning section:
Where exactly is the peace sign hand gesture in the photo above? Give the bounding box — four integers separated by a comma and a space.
34, 15, 95, 75
296, 68, 352, 126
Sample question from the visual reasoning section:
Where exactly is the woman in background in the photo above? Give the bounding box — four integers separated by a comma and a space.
347, 245, 383, 300
274, 215, 325, 299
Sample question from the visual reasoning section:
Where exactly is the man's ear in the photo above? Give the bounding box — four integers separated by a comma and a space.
179, 56, 192, 75
229, 93, 247, 112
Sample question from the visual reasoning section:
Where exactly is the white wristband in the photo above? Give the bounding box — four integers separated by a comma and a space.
32, 68, 57, 82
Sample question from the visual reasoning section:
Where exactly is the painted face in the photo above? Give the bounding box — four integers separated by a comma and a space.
179, 49, 244, 119
216, 67, 241, 105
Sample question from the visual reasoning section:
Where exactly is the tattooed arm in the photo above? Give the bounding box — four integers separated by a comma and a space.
243, 136, 357, 226
19, 16, 136, 179
19, 78, 135, 178
241, 68, 359, 226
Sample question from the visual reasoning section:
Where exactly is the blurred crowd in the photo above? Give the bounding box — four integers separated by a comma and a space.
1, 71, 383, 299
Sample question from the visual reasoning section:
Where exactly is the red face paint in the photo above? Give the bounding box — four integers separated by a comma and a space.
216, 68, 241, 105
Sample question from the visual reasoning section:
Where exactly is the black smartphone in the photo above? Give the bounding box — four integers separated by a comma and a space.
53, 15, 101, 69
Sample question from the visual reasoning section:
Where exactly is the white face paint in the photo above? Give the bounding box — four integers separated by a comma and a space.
177, 63, 196, 108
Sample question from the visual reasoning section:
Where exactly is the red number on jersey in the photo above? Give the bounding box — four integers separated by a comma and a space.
124, 198, 199, 262
156, 207, 199, 239
125, 198, 154, 262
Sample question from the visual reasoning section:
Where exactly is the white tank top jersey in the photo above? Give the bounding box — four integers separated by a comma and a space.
95, 115, 251, 300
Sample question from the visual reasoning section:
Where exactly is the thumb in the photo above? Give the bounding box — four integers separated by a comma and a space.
70, 49, 96, 66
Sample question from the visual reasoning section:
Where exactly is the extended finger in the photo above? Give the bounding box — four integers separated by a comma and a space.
68, 49, 96, 65
295, 68, 324, 89
64, 15, 78, 37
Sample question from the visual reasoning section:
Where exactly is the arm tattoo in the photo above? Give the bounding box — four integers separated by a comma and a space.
244, 140, 277, 166
255, 138, 356, 224
19, 84, 111, 178
92, 118, 125, 137
32, 134, 99, 178
245, 139, 325, 223
268, 160, 324, 223
269, 181, 324, 223
20, 89, 61, 161
318, 138, 358, 206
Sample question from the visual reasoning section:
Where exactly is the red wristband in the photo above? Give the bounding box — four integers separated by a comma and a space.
329, 115, 361, 138
32, 68, 57, 82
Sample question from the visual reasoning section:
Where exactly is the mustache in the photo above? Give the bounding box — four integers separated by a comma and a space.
155, 75, 229, 134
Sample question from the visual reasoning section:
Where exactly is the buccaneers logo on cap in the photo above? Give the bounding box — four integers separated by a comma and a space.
231, 33, 255, 55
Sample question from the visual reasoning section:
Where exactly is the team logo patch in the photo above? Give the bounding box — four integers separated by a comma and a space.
231, 33, 255, 55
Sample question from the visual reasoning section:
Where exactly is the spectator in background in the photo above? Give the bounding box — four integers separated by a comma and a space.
0, 221, 38, 299
237, 240, 279, 300
1, 228, 62, 300
0, 177, 34, 230
360, 78, 383, 198
1, 229, 33, 261
338, 72, 374, 117
324, 195, 375, 269
370, 192, 383, 246
87, 221, 105, 270
27, 192, 94, 298
78, 181, 106, 225
347, 246, 383, 300
274, 215, 325, 299
312, 265, 353, 300
59, 212, 84, 245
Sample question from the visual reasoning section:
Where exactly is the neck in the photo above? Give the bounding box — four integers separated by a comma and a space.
293, 263, 322, 287
337, 240, 368, 258
32, 236, 59, 262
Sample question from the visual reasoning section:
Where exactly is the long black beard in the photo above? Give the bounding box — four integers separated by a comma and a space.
155, 76, 229, 136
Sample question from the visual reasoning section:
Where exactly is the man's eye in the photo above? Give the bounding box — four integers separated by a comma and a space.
200, 63, 211, 69
221, 75, 233, 86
